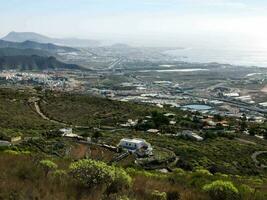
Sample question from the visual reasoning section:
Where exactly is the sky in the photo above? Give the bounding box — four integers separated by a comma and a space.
1, 0, 267, 48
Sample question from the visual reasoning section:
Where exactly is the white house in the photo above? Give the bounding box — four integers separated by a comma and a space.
118, 138, 153, 156
147, 129, 159, 134
60, 128, 83, 139
59, 128, 73, 135
181, 130, 204, 141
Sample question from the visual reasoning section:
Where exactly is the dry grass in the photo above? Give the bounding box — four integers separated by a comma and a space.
0, 152, 211, 200
132, 175, 209, 200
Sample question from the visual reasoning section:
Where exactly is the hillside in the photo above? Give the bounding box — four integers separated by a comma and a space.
0, 47, 51, 57
0, 55, 83, 71
2, 31, 100, 47
0, 40, 78, 53
0, 88, 266, 200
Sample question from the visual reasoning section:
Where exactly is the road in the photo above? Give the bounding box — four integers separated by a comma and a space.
107, 57, 123, 70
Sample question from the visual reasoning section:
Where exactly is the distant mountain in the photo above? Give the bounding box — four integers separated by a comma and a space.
0, 40, 78, 53
0, 55, 84, 71
0, 48, 51, 57
110, 43, 132, 49
2, 32, 100, 47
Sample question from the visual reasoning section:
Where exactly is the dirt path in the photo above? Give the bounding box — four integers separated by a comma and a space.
236, 138, 256, 145
33, 101, 68, 126
31, 98, 92, 129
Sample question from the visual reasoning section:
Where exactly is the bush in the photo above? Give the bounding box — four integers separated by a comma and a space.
190, 169, 213, 187
151, 111, 170, 128
173, 168, 185, 176
166, 191, 180, 200
4, 150, 20, 155
39, 159, 58, 177
117, 196, 130, 200
203, 180, 240, 200
92, 131, 103, 139
69, 159, 115, 188
238, 184, 254, 200
151, 190, 167, 200
193, 169, 213, 177
52, 169, 67, 183
107, 167, 132, 194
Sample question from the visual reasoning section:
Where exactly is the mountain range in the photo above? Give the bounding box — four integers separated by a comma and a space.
0, 40, 78, 53
0, 48, 51, 57
2, 32, 100, 47
0, 55, 83, 71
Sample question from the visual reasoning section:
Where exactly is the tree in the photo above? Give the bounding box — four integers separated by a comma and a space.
39, 159, 58, 177
69, 159, 115, 188
214, 114, 223, 122
203, 180, 240, 200
249, 124, 260, 136
92, 131, 103, 139
107, 167, 132, 194
240, 114, 247, 132
69, 159, 132, 192
151, 111, 169, 128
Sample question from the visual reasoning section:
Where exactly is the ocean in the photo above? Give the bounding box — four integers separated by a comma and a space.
165, 47, 267, 68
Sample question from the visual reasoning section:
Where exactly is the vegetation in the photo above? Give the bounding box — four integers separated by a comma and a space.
0, 55, 83, 71
39, 91, 166, 127
69, 159, 116, 188
0, 88, 267, 199
203, 180, 239, 200
39, 159, 58, 177
0, 88, 57, 131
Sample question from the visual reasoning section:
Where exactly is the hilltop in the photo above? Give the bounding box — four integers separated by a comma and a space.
2, 31, 100, 47
0, 40, 78, 53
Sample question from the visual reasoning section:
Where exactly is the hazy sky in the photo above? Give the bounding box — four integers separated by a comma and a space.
1, 0, 267, 48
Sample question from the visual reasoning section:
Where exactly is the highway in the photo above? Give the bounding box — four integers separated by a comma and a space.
107, 57, 123, 70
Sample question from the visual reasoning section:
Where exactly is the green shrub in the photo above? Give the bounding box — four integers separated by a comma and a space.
52, 169, 67, 183
21, 150, 31, 155
193, 169, 213, 177
238, 184, 254, 200
117, 195, 130, 200
53, 169, 67, 177
4, 150, 20, 155
107, 167, 132, 194
69, 159, 115, 188
39, 159, 58, 177
190, 169, 213, 187
203, 180, 240, 200
151, 190, 167, 200
214, 173, 228, 179
92, 131, 103, 138
173, 168, 185, 176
